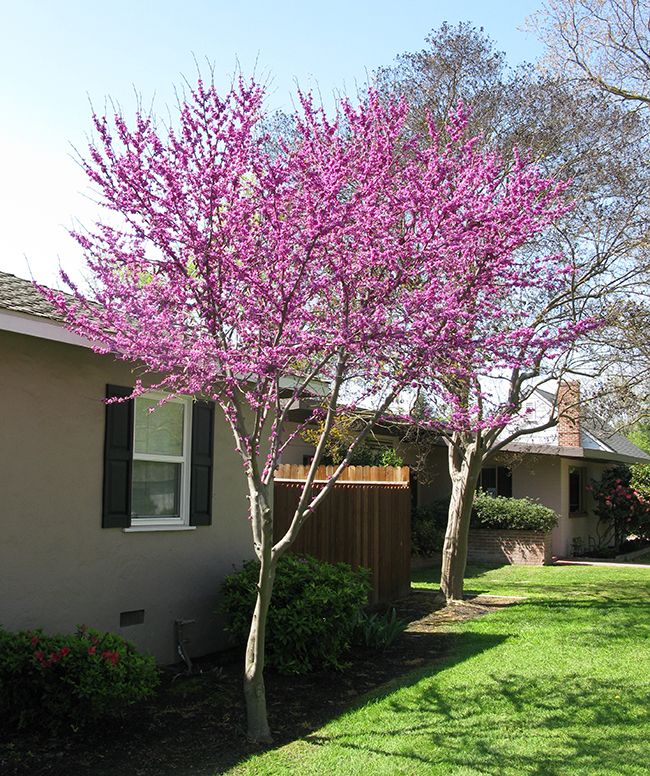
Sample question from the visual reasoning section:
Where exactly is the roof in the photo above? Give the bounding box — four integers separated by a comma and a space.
532, 384, 650, 463
0, 271, 96, 348
0, 271, 64, 321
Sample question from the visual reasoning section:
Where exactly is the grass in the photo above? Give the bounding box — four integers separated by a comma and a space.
224, 564, 650, 775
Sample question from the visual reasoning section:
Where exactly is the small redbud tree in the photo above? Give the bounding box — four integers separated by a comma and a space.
46, 75, 573, 741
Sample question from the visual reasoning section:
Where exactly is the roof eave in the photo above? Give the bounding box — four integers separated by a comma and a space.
0, 307, 99, 349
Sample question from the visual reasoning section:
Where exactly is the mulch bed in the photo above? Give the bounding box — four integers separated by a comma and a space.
1, 591, 518, 776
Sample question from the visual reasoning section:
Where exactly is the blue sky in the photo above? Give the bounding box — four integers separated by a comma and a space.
0, 1, 545, 285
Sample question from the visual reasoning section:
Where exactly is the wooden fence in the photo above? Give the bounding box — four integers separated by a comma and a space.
273, 464, 411, 604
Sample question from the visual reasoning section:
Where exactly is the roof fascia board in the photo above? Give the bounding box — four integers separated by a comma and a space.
0, 308, 99, 349
580, 448, 650, 466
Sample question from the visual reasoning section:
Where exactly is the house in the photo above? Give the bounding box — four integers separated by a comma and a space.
0, 271, 256, 664
399, 382, 650, 559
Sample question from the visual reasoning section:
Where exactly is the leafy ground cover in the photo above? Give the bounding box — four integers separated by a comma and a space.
228, 564, 650, 776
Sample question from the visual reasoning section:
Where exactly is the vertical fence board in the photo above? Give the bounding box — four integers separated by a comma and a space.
273, 466, 411, 604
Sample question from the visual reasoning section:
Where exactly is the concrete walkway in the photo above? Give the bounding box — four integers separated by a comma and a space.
553, 557, 650, 569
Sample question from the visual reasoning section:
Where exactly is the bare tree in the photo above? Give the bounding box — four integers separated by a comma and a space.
528, 0, 650, 107
374, 23, 650, 600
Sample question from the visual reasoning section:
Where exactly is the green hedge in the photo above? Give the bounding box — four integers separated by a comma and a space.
412, 493, 558, 556
471, 491, 559, 532
0, 625, 159, 731
219, 554, 371, 674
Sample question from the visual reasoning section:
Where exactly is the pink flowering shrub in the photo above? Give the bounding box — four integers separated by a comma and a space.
0, 625, 159, 731
590, 465, 650, 550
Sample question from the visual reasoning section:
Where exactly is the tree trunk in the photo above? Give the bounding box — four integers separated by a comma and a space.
440, 434, 483, 603
243, 486, 275, 743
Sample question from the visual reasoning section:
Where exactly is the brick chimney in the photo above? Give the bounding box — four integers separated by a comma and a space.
558, 381, 581, 447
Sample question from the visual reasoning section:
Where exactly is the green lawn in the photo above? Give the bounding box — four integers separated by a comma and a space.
225, 564, 650, 775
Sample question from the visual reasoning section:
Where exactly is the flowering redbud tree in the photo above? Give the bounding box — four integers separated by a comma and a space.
46, 75, 573, 741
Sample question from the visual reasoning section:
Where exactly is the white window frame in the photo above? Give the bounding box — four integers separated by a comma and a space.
130, 393, 193, 529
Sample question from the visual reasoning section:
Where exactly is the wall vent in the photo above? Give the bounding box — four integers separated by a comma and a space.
120, 609, 145, 627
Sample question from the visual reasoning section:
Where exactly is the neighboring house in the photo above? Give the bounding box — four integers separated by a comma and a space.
0, 271, 255, 664
401, 382, 650, 558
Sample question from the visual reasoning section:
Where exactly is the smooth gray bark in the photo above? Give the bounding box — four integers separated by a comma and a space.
440, 434, 483, 603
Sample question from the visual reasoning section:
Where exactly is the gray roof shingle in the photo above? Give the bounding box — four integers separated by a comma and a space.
535, 383, 650, 461
0, 271, 63, 321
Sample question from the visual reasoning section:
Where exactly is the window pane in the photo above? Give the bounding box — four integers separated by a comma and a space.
132, 461, 181, 517
497, 467, 512, 498
481, 467, 496, 496
569, 467, 583, 513
134, 398, 184, 456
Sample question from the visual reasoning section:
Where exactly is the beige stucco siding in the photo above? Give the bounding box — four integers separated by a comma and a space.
512, 454, 608, 557
0, 329, 255, 664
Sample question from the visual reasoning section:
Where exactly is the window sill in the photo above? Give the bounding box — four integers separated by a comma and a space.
123, 525, 197, 533
569, 511, 588, 519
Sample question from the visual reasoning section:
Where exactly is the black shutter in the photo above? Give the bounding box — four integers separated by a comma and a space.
190, 400, 215, 526
102, 385, 134, 528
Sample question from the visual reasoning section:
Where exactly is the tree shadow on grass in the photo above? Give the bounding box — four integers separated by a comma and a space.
302, 634, 650, 776
305, 601, 650, 776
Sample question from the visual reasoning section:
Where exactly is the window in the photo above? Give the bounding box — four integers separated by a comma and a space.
523, 401, 537, 424
478, 466, 512, 498
103, 385, 215, 529
132, 395, 190, 524
569, 466, 586, 514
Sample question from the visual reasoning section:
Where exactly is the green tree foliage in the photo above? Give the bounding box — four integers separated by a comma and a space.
300, 415, 403, 467
411, 498, 450, 557
626, 422, 650, 454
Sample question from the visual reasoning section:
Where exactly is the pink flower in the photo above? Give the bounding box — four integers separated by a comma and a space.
88, 646, 96, 655
30, 635, 38, 645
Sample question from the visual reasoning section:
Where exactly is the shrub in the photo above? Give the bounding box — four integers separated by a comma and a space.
0, 625, 159, 731
219, 554, 371, 675
590, 464, 650, 549
472, 491, 559, 532
411, 497, 450, 556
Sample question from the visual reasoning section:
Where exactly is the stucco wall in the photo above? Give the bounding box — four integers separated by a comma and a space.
398, 443, 450, 506
0, 330, 255, 664
512, 455, 606, 557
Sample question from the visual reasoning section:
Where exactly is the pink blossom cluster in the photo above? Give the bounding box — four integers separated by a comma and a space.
101, 651, 119, 666
34, 646, 71, 669
42, 76, 593, 482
